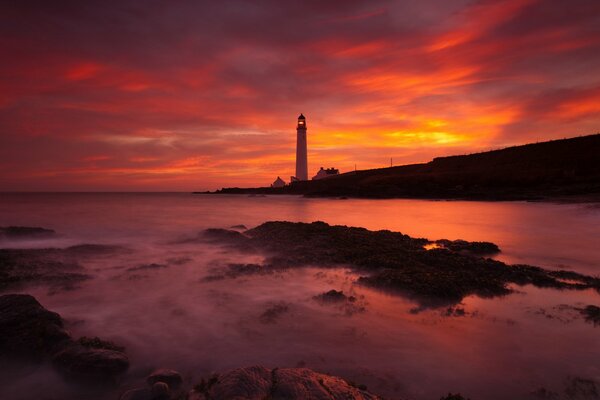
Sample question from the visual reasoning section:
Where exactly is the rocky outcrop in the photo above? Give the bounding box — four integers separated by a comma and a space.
0, 294, 71, 359
0, 226, 56, 239
53, 343, 129, 381
203, 221, 600, 307
434, 239, 500, 255
146, 369, 183, 390
0, 294, 129, 381
580, 305, 600, 326
119, 369, 183, 400
188, 366, 382, 400
0, 243, 126, 292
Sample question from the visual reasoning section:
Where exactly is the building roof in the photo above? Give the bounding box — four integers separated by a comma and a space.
298, 113, 305, 119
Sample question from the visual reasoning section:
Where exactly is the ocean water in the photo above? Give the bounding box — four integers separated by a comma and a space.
0, 193, 599, 400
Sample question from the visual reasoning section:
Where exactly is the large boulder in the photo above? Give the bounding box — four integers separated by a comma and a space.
0, 294, 70, 358
189, 366, 382, 400
52, 343, 129, 380
0, 293, 129, 381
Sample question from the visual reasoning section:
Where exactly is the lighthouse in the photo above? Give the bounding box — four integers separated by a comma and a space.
295, 114, 308, 181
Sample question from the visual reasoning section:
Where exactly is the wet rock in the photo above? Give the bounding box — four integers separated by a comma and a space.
119, 387, 153, 400
127, 263, 167, 272
204, 221, 600, 307
443, 307, 467, 317
0, 293, 129, 381
259, 302, 290, 324
147, 368, 183, 390
313, 290, 350, 303
579, 305, 600, 326
64, 244, 126, 257
313, 290, 365, 316
0, 248, 90, 291
189, 366, 383, 400
0, 294, 70, 359
52, 343, 129, 380
0, 226, 55, 239
77, 336, 126, 352
435, 239, 500, 255
564, 377, 599, 399
0, 244, 125, 291
440, 394, 470, 400
151, 382, 170, 398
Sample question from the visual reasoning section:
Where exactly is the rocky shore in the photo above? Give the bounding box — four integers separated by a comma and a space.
202, 221, 600, 307
0, 294, 129, 381
1, 224, 599, 399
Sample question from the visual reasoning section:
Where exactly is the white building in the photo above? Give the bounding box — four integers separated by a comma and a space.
271, 176, 286, 188
312, 167, 339, 180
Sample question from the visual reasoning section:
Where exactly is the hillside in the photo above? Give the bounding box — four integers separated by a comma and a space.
210, 133, 600, 201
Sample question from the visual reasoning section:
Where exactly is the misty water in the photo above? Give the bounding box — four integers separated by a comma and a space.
1, 193, 599, 400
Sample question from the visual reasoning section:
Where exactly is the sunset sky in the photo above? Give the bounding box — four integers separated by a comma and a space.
1, 0, 599, 191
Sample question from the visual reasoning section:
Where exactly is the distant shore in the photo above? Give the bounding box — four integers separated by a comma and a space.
200, 133, 600, 203
195, 191, 600, 204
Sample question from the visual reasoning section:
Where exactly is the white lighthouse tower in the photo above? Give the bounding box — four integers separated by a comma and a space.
295, 114, 308, 181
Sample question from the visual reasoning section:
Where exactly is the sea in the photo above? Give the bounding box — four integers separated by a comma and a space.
0, 193, 599, 400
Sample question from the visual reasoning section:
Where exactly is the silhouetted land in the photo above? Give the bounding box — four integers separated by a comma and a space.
207, 134, 600, 201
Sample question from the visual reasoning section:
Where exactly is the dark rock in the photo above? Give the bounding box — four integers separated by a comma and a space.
313, 290, 366, 316
440, 394, 470, 400
77, 336, 126, 352
435, 239, 500, 254
0, 248, 90, 291
205, 221, 600, 307
313, 290, 348, 303
0, 294, 70, 359
151, 382, 170, 399
0, 226, 55, 239
127, 263, 167, 272
147, 368, 183, 390
579, 305, 600, 326
65, 244, 126, 257
564, 377, 599, 399
119, 387, 153, 400
259, 302, 290, 324
230, 224, 248, 230
189, 366, 383, 400
0, 244, 125, 291
0, 293, 129, 381
52, 343, 129, 380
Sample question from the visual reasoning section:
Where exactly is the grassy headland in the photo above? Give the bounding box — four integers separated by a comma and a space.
207, 133, 600, 201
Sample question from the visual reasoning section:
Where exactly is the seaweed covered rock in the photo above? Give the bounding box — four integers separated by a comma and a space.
189, 366, 382, 400
0, 294, 129, 381
204, 221, 600, 307
0, 226, 55, 239
0, 244, 125, 291
435, 239, 500, 255
147, 368, 183, 390
53, 343, 129, 380
313, 289, 349, 303
580, 305, 600, 326
0, 294, 70, 359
